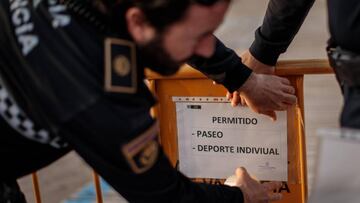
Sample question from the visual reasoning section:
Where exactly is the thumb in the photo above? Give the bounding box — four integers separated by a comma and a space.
235, 167, 248, 178
260, 110, 277, 121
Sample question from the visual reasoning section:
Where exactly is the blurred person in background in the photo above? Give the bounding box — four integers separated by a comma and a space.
229, 0, 360, 129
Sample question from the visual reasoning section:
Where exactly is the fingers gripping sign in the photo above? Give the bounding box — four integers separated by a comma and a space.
225, 167, 283, 203
212, 50, 297, 120
224, 50, 297, 120
236, 73, 297, 121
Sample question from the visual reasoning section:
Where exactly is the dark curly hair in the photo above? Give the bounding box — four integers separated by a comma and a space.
103, 0, 229, 33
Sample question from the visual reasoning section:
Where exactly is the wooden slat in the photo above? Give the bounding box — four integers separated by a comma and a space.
146, 59, 332, 80
275, 59, 332, 75
32, 173, 42, 203
93, 171, 103, 203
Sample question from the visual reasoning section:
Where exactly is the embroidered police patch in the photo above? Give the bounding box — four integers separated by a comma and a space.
104, 38, 137, 93
122, 122, 159, 174
113, 55, 131, 77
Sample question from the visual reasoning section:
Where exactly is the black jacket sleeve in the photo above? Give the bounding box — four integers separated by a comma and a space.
58, 96, 244, 203
189, 38, 252, 93
249, 0, 315, 65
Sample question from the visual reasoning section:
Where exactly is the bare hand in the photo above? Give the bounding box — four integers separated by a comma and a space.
228, 50, 275, 107
226, 91, 246, 107
232, 167, 283, 203
238, 73, 296, 120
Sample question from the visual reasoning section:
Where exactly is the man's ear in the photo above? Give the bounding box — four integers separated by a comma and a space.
126, 7, 156, 44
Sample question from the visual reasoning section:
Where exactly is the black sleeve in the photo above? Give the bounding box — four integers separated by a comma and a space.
58, 96, 244, 203
249, 0, 315, 65
188, 38, 252, 93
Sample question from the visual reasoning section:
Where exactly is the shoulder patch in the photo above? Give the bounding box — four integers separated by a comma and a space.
122, 122, 159, 174
104, 38, 137, 94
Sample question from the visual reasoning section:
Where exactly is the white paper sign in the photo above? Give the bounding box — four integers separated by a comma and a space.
174, 97, 287, 181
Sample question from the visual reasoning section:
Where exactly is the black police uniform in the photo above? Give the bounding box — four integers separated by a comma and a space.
327, 0, 360, 128
0, 0, 253, 202
248, 0, 360, 128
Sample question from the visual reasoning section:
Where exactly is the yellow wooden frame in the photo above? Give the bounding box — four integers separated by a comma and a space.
146, 59, 332, 203
30, 59, 333, 203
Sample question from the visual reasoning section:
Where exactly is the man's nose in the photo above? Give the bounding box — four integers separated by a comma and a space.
194, 35, 215, 58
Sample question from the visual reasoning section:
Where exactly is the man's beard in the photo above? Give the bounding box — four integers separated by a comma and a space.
139, 35, 184, 76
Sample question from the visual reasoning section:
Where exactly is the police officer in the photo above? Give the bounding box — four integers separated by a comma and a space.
0, 0, 296, 202
327, 0, 360, 128
229, 0, 360, 129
